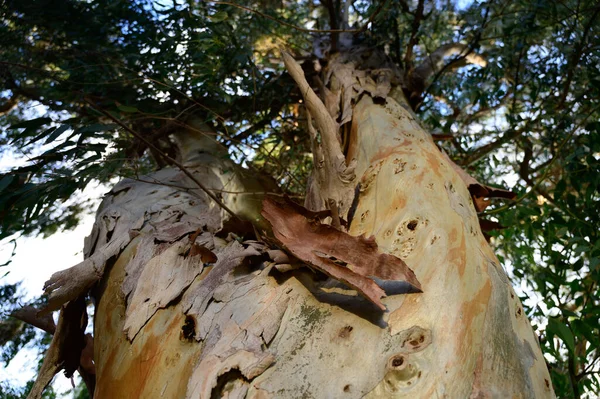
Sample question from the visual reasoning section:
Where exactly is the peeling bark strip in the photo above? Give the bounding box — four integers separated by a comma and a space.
261, 197, 421, 310
26, 297, 88, 399
123, 241, 207, 341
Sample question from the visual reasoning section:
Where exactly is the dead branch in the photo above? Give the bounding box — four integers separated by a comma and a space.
12, 305, 96, 396
281, 51, 341, 161
281, 50, 356, 214
42, 232, 133, 313
11, 306, 56, 334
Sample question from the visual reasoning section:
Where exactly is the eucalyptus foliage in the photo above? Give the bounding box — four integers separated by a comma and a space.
0, 0, 598, 396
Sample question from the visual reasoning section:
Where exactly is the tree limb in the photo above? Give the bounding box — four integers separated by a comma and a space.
321, 0, 340, 51
281, 50, 356, 214
462, 127, 524, 166
84, 98, 240, 220
413, 6, 490, 110
11, 306, 56, 334
411, 43, 487, 93
403, 0, 425, 70
557, 4, 600, 108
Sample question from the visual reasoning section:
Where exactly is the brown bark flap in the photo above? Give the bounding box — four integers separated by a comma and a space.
261, 197, 422, 310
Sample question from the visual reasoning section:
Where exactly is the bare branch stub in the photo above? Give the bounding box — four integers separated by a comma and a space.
281, 50, 356, 216
11, 306, 56, 334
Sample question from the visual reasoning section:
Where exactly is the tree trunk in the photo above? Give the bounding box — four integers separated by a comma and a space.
80, 50, 554, 398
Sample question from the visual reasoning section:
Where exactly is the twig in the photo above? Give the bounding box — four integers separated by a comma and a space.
83, 98, 239, 219
557, 5, 600, 108
210, 1, 358, 33
404, 0, 425, 70
354, 0, 390, 34
483, 105, 599, 215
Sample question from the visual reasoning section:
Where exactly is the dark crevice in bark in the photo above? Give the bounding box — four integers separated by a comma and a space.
181, 315, 197, 342
210, 369, 250, 399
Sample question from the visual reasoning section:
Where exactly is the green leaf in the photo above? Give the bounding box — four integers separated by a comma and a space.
0, 175, 14, 193
547, 318, 575, 354
116, 104, 139, 113
44, 125, 71, 145
590, 257, 600, 271
555, 227, 568, 238
8, 117, 52, 130
10, 118, 56, 144
27, 126, 56, 146
571, 320, 600, 347
210, 11, 228, 22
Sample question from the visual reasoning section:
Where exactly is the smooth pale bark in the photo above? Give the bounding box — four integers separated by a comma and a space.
87, 61, 554, 399
347, 96, 552, 397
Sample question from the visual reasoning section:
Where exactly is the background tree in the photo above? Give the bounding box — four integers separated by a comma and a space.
0, 0, 598, 397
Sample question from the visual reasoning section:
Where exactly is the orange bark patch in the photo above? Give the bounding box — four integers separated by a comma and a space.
424, 149, 445, 180
456, 279, 492, 356
391, 193, 407, 211
412, 168, 427, 185
448, 228, 458, 244
96, 310, 199, 399
94, 237, 202, 399
345, 115, 360, 162
370, 145, 409, 164
447, 231, 467, 277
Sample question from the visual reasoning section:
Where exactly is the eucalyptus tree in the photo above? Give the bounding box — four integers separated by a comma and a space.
1, 0, 599, 398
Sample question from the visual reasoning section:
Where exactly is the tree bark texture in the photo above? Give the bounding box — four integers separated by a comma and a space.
85, 51, 554, 398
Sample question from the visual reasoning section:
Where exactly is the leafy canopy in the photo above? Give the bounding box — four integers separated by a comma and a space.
0, 0, 599, 396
